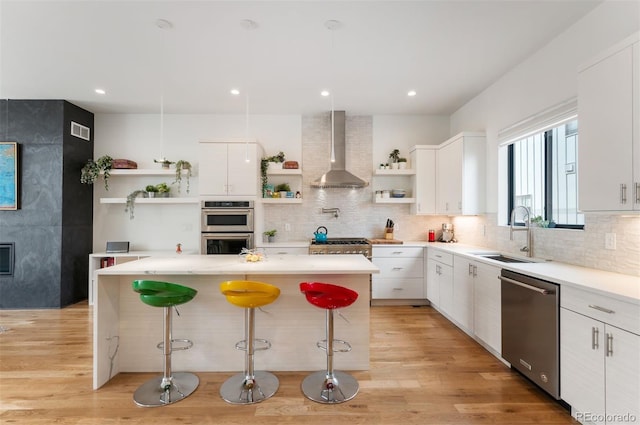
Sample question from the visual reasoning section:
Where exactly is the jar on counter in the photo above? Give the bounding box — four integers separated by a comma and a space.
381, 190, 390, 198
428, 229, 435, 242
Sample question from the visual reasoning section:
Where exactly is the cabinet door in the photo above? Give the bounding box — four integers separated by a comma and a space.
411, 148, 436, 214
605, 325, 640, 424
473, 262, 501, 353
560, 308, 605, 425
226, 143, 258, 196
437, 139, 463, 214
438, 263, 454, 316
452, 258, 474, 331
578, 45, 634, 212
199, 143, 229, 195
426, 258, 440, 307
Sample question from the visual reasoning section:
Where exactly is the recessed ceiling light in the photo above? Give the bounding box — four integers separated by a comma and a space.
230, 89, 240, 95
407, 90, 417, 97
95, 89, 106, 95
321, 90, 330, 97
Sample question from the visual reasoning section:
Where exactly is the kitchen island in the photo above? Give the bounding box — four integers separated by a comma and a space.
93, 254, 378, 389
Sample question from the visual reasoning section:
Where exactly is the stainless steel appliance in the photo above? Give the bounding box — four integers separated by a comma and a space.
201, 201, 254, 254
500, 269, 560, 399
308, 238, 372, 259
201, 200, 254, 233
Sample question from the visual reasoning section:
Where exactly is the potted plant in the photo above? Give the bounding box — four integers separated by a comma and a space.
267, 151, 286, 170
398, 157, 408, 169
263, 229, 277, 243
389, 149, 400, 169
173, 160, 192, 193
154, 158, 174, 169
275, 183, 291, 198
260, 152, 286, 197
155, 182, 170, 197
81, 155, 113, 190
125, 189, 146, 220
145, 184, 158, 198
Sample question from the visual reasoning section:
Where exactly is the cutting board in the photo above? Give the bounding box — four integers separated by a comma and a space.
369, 239, 403, 244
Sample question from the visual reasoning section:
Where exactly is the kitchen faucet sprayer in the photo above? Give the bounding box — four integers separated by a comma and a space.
510, 206, 533, 257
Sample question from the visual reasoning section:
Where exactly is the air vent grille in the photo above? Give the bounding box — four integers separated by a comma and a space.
71, 121, 90, 141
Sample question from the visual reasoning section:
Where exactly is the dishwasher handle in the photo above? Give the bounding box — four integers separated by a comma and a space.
499, 275, 553, 295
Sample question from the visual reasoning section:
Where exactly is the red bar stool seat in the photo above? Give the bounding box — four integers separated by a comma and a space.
299, 282, 359, 404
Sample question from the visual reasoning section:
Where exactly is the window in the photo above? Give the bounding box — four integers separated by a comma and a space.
508, 119, 584, 229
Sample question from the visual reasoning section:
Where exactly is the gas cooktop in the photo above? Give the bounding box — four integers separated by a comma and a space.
310, 238, 370, 245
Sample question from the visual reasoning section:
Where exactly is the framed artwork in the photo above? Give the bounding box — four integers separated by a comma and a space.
0, 142, 19, 210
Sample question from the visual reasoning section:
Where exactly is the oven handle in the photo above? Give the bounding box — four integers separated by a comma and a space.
498, 275, 553, 295
201, 233, 253, 240
201, 209, 253, 215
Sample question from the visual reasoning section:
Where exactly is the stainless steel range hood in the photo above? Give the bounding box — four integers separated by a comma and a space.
311, 111, 369, 188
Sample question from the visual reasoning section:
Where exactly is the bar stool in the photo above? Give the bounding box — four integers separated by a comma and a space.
219, 280, 281, 404
131, 280, 199, 407
299, 282, 359, 404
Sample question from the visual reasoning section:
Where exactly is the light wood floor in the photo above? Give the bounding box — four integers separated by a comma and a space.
0, 302, 575, 424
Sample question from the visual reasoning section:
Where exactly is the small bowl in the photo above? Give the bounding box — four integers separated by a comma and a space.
391, 193, 405, 198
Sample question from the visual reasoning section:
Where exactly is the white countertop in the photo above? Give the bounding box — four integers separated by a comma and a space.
255, 240, 311, 248
426, 243, 640, 304
95, 254, 379, 276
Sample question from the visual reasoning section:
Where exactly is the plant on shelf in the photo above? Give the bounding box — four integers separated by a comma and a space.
260, 152, 286, 196
397, 157, 408, 169
154, 158, 175, 169
81, 155, 113, 190
125, 189, 146, 220
155, 182, 170, 197
145, 184, 158, 198
389, 149, 400, 163
263, 229, 277, 243
173, 160, 192, 194
275, 183, 291, 198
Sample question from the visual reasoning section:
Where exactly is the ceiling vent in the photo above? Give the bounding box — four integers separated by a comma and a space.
70, 121, 90, 141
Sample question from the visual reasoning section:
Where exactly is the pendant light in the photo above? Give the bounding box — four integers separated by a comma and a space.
155, 18, 172, 165
325, 20, 341, 164
241, 19, 258, 163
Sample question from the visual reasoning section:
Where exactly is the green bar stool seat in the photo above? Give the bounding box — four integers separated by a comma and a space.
219, 280, 281, 404
132, 280, 199, 407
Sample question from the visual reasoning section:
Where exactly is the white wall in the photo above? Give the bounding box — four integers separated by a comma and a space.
449, 1, 640, 275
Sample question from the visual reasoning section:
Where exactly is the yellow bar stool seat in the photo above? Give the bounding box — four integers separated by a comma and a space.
219, 280, 281, 404
131, 280, 199, 407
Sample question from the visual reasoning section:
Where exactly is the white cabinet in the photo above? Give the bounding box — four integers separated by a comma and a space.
426, 248, 453, 314
578, 33, 639, 212
472, 261, 501, 354
436, 132, 486, 215
372, 246, 426, 304
451, 256, 477, 333
560, 286, 640, 425
199, 142, 259, 197
410, 145, 436, 214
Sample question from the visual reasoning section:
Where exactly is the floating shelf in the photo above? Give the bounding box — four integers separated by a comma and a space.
103, 169, 190, 176
261, 198, 303, 204
374, 197, 416, 204
374, 169, 416, 175
266, 168, 302, 176
100, 197, 199, 204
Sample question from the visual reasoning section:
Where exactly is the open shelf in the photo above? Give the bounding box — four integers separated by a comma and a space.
100, 197, 199, 204
374, 169, 415, 176
266, 168, 302, 176
374, 197, 415, 204
261, 198, 303, 204
104, 169, 189, 176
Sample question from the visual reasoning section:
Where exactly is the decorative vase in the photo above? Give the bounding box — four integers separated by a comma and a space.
399, 162, 407, 169
391, 162, 399, 170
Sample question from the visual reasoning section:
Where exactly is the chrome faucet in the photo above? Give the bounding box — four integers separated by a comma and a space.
510, 206, 533, 257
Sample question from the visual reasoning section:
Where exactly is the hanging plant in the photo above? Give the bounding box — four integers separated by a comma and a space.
260, 158, 269, 197
124, 189, 146, 220
81, 155, 113, 190
173, 160, 192, 194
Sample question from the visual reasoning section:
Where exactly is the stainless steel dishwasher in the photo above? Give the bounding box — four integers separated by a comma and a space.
500, 269, 560, 399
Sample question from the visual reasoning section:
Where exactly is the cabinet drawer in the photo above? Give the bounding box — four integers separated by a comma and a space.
372, 257, 424, 278
427, 248, 453, 266
262, 247, 308, 256
372, 278, 424, 299
562, 285, 640, 335
372, 246, 424, 258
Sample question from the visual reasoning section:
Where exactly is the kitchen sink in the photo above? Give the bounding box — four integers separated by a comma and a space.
477, 254, 532, 263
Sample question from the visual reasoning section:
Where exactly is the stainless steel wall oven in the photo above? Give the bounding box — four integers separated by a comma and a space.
201, 201, 254, 254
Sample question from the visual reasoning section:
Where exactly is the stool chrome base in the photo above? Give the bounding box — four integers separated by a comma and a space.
301, 370, 359, 404
133, 372, 199, 407
220, 371, 279, 404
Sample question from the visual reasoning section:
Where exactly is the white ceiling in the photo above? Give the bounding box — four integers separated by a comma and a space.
0, 0, 601, 116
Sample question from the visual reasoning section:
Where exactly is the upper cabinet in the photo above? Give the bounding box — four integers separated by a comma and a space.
436, 132, 486, 215
199, 142, 260, 197
410, 145, 436, 214
578, 33, 639, 212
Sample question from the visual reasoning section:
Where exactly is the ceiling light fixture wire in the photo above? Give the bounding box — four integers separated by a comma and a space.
156, 18, 172, 163
241, 19, 258, 163
325, 20, 341, 164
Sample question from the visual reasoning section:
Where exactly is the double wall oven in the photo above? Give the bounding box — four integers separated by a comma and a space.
201, 201, 254, 254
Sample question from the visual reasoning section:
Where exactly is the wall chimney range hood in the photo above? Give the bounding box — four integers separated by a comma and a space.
311, 111, 369, 188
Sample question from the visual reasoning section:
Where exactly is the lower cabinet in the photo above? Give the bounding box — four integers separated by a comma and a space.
372, 246, 425, 304
426, 248, 453, 314
451, 257, 476, 333
471, 260, 501, 354
561, 286, 640, 425
260, 246, 308, 256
